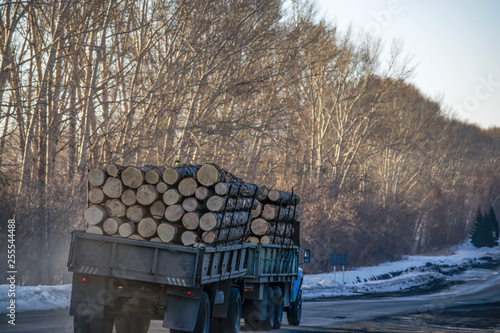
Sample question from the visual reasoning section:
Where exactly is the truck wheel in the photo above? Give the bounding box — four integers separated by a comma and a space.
114, 315, 150, 333
172, 292, 210, 333
220, 288, 242, 333
271, 286, 284, 329
74, 315, 114, 333
244, 286, 275, 331
286, 289, 302, 326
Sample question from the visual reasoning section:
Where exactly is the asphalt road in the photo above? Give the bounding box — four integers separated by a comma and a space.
2, 267, 500, 333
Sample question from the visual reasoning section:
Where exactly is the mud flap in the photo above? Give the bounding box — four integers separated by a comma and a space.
163, 288, 202, 331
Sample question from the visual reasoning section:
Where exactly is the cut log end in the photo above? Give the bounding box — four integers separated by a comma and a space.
118, 222, 136, 237
137, 184, 159, 205
165, 204, 185, 222
86, 226, 104, 235
182, 212, 200, 230
145, 169, 161, 185
181, 231, 199, 246
84, 205, 107, 225
88, 188, 106, 205
157, 222, 178, 243
163, 167, 180, 185
197, 164, 219, 187
88, 168, 106, 186
138, 217, 159, 238
122, 166, 144, 188
178, 177, 198, 197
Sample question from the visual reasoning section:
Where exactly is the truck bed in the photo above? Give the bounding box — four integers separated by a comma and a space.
245, 244, 299, 283
67, 231, 249, 287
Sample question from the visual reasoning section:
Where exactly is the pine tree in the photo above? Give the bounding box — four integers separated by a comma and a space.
487, 207, 499, 242
471, 207, 498, 248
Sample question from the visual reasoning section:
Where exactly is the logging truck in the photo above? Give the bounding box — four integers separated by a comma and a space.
67, 228, 309, 333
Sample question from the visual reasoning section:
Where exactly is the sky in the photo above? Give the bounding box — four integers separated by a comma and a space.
313, 0, 500, 129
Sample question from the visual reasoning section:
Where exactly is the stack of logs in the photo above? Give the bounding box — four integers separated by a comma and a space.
84, 163, 299, 246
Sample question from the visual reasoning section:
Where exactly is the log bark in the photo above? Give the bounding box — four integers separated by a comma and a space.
121, 166, 144, 188
206, 196, 257, 212
126, 205, 148, 222
201, 226, 246, 244
88, 167, 107, 186
84, 205, 107, 225
250, 219, 292, 237
197, 163, 244, 187
106, 163, 126, 177
136, 184, 159, 205
86, 226, 104, 235
260, 235, 292, 245
199, 211, 253, 231
144, 167, 164, 185
103, 217, 124, 235
121, 189, 137, 206
181, 231, 199, 246
138, 217, 159, 238
182, 197, 206, 212
162, 165, 200, 185
165, 204, 185, 222
102, 177, 123, 198
215, 182, 263, 199
163, 189, 183, 205
118, 221, 136, 237
195, 186, 215, 201
104, 199, 126, 218
157, 222, 179, 243
261, 204, 298, 222
129, 234, 146, 241
182, 212, 200, 230
267, 189, 300, 206
178, 177, 198, 197
156, 182, 169, 194
150, 200, 166, 219
88, 187, 106, 204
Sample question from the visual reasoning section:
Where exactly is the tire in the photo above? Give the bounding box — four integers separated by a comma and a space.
244, 286, 274, 331
220, 288, 242, 333
114, 315, 150, 333
74, 315, 114, 333
271, 286, 284, 329
286, 289, 302, 326
172, 292, 211, 333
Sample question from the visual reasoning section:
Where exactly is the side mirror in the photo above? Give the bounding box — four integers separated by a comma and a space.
304, 249, 310, 263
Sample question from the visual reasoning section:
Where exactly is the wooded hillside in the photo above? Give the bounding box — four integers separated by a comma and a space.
0, 0, 499, 284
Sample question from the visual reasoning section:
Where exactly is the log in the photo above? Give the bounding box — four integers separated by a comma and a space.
150, 237, 162, 242
181, 231, 199, 246
163, 189, 183, 206
102, 177, 123, 199
136, 184, 159, 205
104, 199, 126, 218
126, 205, 148, 222
247, 236, 260, 246
195, 186, 215, 201
106, 163, 126, 178
201, 226, 246, 244
163, 165, 200, 185
196, 163, 244, 187
199, 211, 253, 231
215, 182, 263, 199
121, 189, 137, 206
156, 182, 169, 194
145, 167, 164, 185
129, 234, 146, 241
250, 218, 292, 237
84, 205, 107, 225
178, 177, 198, 197
121, 166, 144, 188
252, 201, 262, 218
157, 222, 179, 243
88, 167, 107, 186
150, 201, 166, 219
118, 222, 136, 237
261, 204, 298, 222
260, 235, 292, 245
165, 204, 185, 222
88, 187, 106, 204
103, 217, 124, 235
267, 189, 300, 206
182, 197, 206, 212
138, 217, 159, 238
206, 196, 257, 212
182, 212, 200, 230
86, 226, 104, 235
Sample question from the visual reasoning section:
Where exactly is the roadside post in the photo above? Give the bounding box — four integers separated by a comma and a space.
330, 253, 349, 283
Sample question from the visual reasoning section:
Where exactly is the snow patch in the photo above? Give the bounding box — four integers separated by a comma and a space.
0, 284, 71, 314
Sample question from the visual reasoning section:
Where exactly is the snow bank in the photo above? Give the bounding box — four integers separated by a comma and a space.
302, 242, 500, 299
0, 284, 71, 314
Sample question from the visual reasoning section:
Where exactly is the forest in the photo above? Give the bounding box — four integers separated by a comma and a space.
0, 0, 499, 285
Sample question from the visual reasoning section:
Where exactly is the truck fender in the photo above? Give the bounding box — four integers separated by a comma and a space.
290, 268, 304, 303
162, 286, 202, 332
